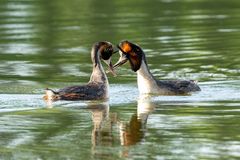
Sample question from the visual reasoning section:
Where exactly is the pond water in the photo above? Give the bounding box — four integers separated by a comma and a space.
1, 0, 240, 159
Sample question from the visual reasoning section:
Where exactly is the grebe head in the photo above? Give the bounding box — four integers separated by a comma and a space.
94, 41, 117, 75
114, 40, 143, 72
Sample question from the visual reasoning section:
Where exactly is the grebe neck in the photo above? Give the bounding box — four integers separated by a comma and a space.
137, 54, 158, 94
89, 48, 108, 83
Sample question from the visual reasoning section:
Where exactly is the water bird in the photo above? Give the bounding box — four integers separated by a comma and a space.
43, 41, 116, 101
114, 40, 201, 95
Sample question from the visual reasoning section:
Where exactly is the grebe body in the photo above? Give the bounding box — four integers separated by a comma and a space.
114, 40, 201, 95
44, 41, 115, 101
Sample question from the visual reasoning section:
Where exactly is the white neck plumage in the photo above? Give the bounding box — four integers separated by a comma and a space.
137, 57, 158, 94
90, 50, 108, 84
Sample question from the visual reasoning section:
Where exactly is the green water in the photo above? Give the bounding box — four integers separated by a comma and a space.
1, 0, 240, 159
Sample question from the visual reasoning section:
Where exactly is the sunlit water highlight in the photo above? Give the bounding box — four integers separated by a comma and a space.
0, 81, 240, 111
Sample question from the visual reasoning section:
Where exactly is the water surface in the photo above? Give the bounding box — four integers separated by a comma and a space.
0, 0, 240, 159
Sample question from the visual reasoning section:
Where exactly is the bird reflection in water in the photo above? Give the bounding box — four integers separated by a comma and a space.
119, 95, 155, 146
118, 95, 156, 158
87, 102, 117, 159
87, 95, 155, 158
44, 95, 156, 159
87, 102, 113, 147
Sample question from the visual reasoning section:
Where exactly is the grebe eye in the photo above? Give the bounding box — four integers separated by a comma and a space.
105, 47, 113, 53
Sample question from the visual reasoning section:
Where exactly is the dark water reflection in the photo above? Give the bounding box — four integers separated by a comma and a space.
1, 0, 240, 159
1, 0, 240, 84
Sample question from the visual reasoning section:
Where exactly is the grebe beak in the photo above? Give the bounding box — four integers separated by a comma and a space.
113, 45, 128, 69
113, 47, 119, 54
108, 61, 117, 76
104, 59, 117, 76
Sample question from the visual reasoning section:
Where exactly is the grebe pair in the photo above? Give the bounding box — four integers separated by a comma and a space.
44, 41, 200, 101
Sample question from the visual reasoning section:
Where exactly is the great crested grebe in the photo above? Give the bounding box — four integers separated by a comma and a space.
43, 41, 116, 101
114, 40, 201, 95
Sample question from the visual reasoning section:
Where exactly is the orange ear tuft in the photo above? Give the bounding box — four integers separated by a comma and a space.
122, 43, 132, 53
118, 41, 143, 72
